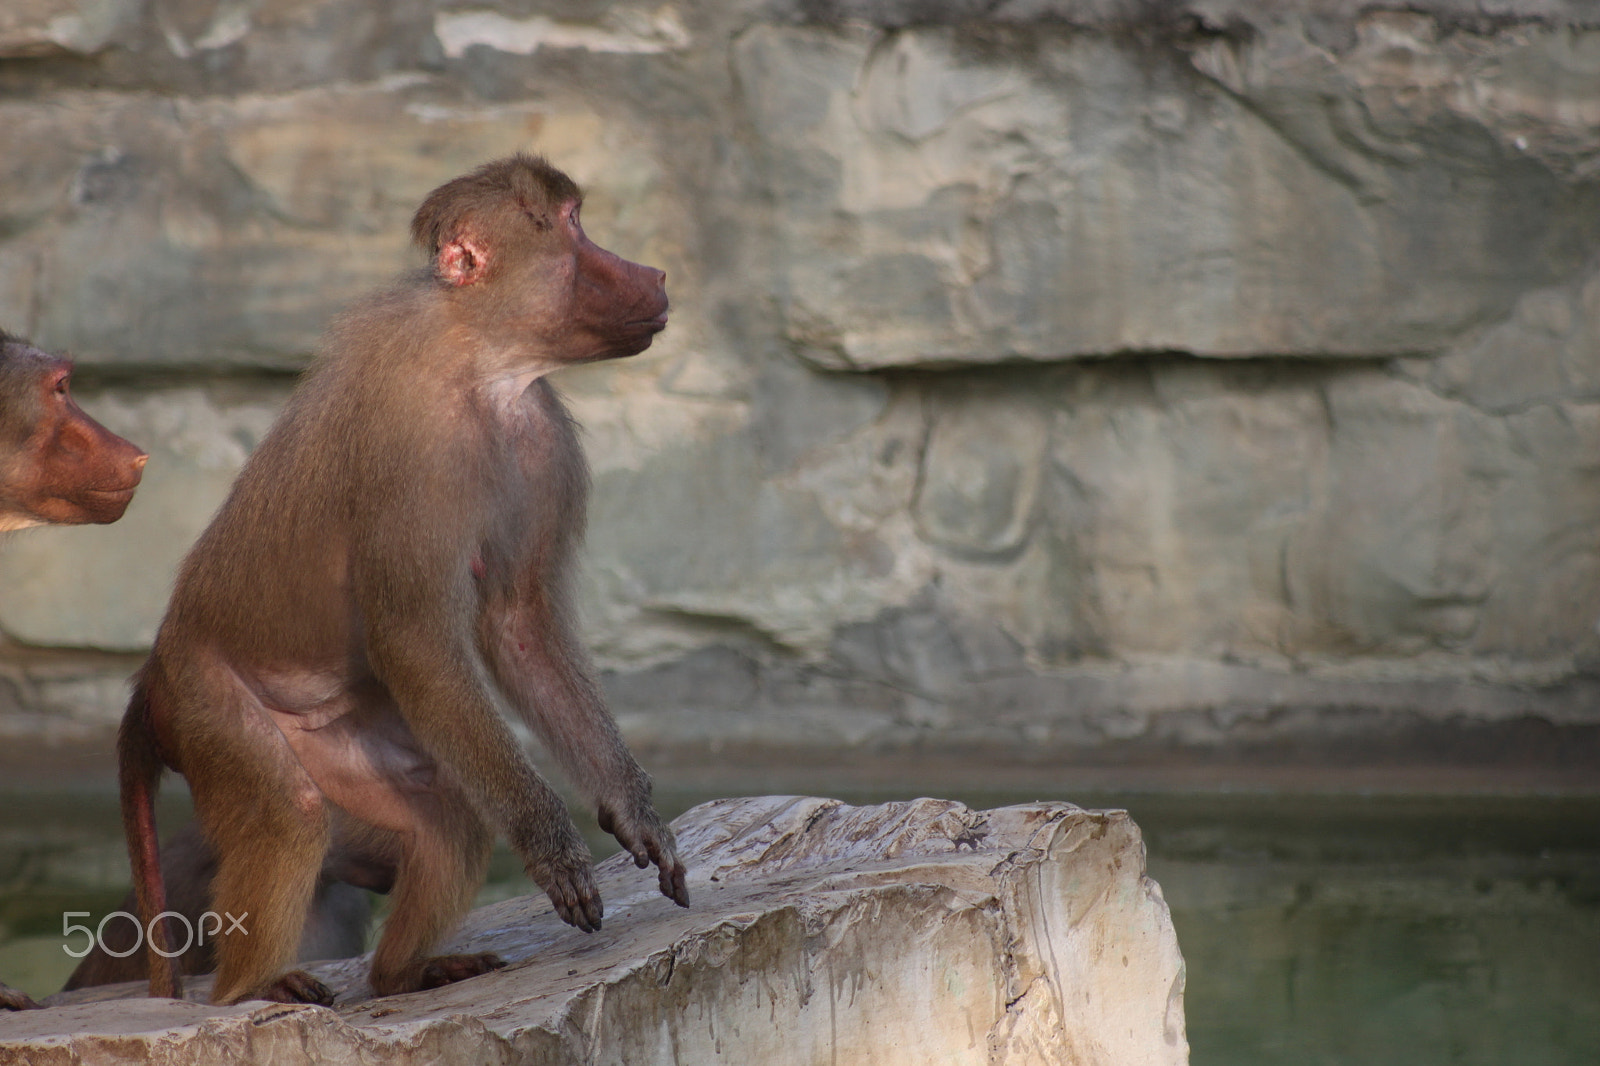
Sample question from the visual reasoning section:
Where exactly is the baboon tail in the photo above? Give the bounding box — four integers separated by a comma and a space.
119, 677, 180, 1000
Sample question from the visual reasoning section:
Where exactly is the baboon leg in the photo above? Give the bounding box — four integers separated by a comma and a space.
367, 785, 495, 997
193, 717, 332, 1006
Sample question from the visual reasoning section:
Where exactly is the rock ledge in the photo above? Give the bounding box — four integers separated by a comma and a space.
0, 796, 1188, 1065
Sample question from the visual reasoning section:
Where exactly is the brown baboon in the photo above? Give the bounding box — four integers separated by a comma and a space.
62, 825, 374, 994
0, 333, 371, 1005
121, 154, 686, 1007
0, 329, 146, 1011
0, 331, 145, 530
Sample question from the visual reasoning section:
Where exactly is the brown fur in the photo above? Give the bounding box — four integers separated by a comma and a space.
62, 822, 374, 994
120, 155, 685, 1007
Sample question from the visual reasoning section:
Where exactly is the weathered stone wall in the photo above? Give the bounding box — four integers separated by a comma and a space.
2, 0, 1599, 771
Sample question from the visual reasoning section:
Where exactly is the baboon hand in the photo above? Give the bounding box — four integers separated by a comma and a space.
528, 844, 604, 933
598, 802, 690, 908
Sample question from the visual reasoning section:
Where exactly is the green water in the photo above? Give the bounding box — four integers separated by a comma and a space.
1, 788, 1596, 1065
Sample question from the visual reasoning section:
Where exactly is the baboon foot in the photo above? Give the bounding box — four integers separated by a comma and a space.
257, 970, 335, 1006
419, 952, 507, 990
0, 983, 41, 1011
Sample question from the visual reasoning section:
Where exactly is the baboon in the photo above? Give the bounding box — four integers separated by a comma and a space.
62, 827, 374, 993
121, 154, 686, 1006
0, 329, 146, 1011
0, 333, 371, 1005
0, 331, 145, 531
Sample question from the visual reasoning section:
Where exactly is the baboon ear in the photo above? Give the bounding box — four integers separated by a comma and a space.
437, 235, 491, 287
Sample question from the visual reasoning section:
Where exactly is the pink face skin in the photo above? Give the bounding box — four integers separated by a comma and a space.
0, 345, 148, 530
560, 201, 669, 358
436, 198, 669, 368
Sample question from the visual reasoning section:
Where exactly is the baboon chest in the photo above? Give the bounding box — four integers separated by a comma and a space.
482, 383, 585, 572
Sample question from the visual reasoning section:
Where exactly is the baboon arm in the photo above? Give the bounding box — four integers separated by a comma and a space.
489, 616, 646, 804
359, 603, 605, 928
487, 605, 689, 907
363, 612, 561, 836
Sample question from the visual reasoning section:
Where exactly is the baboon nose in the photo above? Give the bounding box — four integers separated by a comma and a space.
134, 453, 149, 469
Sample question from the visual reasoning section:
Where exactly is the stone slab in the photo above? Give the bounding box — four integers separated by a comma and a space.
0, 796, 1188, 1065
